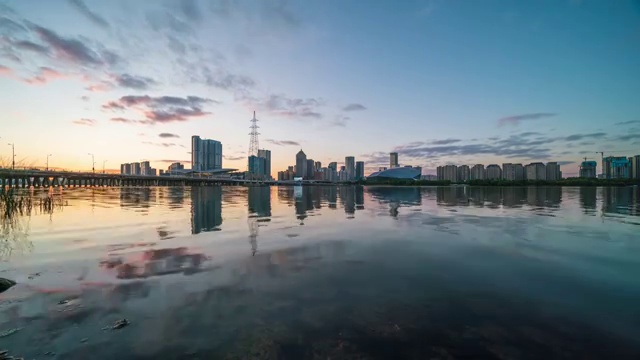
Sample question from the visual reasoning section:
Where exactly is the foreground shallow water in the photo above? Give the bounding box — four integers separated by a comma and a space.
0, 185, 639, 359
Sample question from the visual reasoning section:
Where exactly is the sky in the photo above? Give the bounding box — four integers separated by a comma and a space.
1, 0, 639, 177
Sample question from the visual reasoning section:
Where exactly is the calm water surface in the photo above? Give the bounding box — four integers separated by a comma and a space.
1, 185, 639, 359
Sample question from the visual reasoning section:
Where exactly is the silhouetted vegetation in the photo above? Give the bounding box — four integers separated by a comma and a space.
467, 178, 640, 187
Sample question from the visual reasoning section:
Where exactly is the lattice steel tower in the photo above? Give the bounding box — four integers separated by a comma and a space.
248, 111, 260, 157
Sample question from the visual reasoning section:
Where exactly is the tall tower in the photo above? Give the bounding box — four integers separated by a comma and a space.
249, 111, 260, 157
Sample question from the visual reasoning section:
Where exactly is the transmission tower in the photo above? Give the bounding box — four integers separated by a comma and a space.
249, 111, 260, 157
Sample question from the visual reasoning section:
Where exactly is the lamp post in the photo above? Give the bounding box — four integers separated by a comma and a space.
103, 160, 108, 174
88, 153, 95, 174
8, 143, 14, 170
46, 154, 52, 171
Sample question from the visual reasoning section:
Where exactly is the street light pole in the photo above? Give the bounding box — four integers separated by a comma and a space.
46, 154, 52, 171
103, 160, 108, 174
88, 153, 95, 174
8, 143, 14, 170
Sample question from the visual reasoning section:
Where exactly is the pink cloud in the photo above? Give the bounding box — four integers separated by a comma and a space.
23, 67, 67, 85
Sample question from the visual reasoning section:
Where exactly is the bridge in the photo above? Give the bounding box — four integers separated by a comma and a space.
0, 169, 273, 188
0, 169, 344, 188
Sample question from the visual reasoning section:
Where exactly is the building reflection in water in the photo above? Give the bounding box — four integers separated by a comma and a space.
190, 187, 222, 234
119, 187, 155, 210
580, 187, 598, 215
602, 186, 639, 217
100, 247, 208, 279
167, 187, 185, 209
436, 186, 562, 209
248, 186, 272, 255
368, 187, 422, 218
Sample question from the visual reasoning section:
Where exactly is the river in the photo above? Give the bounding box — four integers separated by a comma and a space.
0, 185, 639, 359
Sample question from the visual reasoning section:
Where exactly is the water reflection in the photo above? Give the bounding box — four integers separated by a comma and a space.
100, 247, 209, 279
248, 186, 271, 255
190, 187, 222, 234
2, 185, 640, 359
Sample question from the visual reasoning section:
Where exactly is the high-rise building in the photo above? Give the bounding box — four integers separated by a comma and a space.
191, 135, 223, 171
546, 162, 561, 181
141, 161, 151, 176
315, 161, 322, 171
257, 149, 271, 179
437, 165, 458, 182
355, 161, 365, 180
525, 162, 546, 180
328, 162, 337, 171
296, 150, 307, 178
470, 164, 485, 180
133, 162, 141, 175
603, 156, 631, 179
168, 162, 184, 174
502, 163, 524, 181
120, 164, 126, 175
390, 152, 399, 168
580, 161, 598, 178
248, 155, 265, 176
457, 165, 470, 182
631, 155, 640, 179
345, 156, 355, 180
306, 159, 315, 179
579, 161, 597, 178
485, 164, 502, 180
124, 163, 132, 175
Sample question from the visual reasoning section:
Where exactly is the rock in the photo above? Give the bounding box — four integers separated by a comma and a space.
0, 278, 16, 294
112, 318, 130, 330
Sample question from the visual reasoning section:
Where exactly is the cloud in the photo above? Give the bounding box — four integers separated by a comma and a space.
615, 120, 640, 126
110, 117, 138, 124
251, 94, 325, 120
68, 0, 109, 28
103, 95, 215, 124
85, 80, 113, 92
142, 141, 182, 148
159, 132, 180, 138
557, 161, 576, 166
342, 103, 366, 112
223, 155, 245, 161
11, 40, 48, 54
497, 113, 556, 126
23, 67, 66, 84
32, 25, 118, 66
72, 118, 96, 126
564, 132, 606, 141
81, 95, 90, 101
265, 139, 300, 146
330, 115, 350, 127
156, 159, 191, 164
0, 65, 12, 76
430, 138, 461, 145
617, 133, 640, 142
113, 73, 157, 90
180, 0, 202, 22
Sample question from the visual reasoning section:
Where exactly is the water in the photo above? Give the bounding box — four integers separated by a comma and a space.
1, 185, 639, 359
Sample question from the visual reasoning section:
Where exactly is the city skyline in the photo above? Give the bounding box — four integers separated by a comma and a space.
1, 1, 639, 177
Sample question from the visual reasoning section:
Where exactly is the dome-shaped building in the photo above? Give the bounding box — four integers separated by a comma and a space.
367, 167, 421, 181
